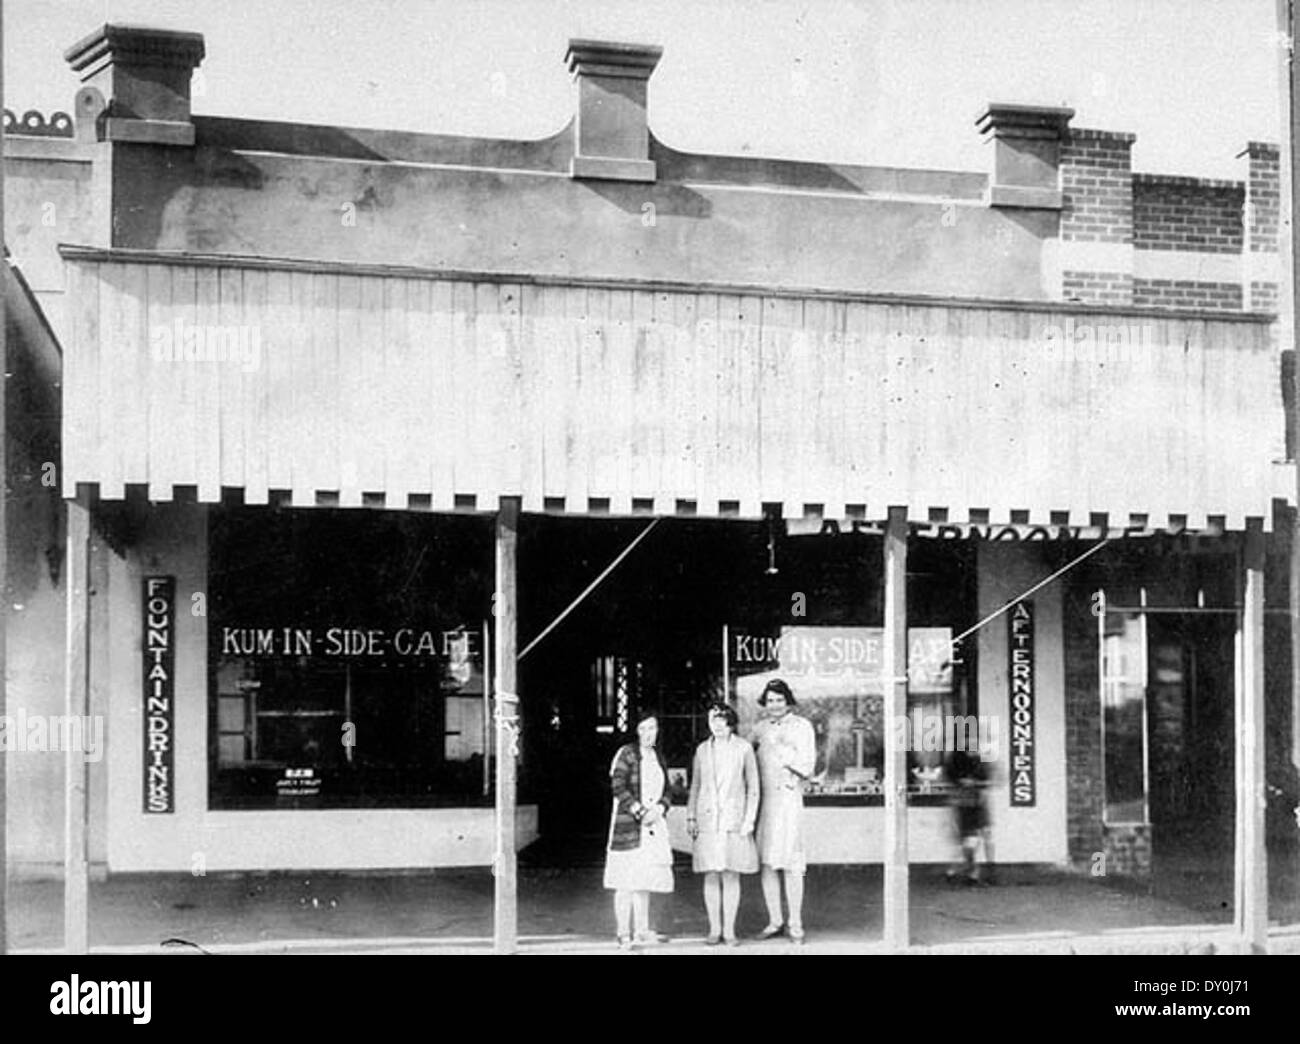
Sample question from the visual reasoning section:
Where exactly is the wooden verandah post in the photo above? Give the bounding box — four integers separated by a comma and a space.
882, 507, 909, 949
64, 496, 92, 954
493, 496, 520, 954
1235, 524, 1268, 952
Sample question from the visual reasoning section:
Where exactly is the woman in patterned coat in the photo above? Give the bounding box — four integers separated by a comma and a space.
604, 711, 674, 949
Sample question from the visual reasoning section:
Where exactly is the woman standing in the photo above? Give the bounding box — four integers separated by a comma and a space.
687, 702, 759, 945
604, 711, 675, 949
753, 678, 816, 944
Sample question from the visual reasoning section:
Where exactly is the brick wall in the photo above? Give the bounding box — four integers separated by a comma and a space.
1062, 270, 1132, 306
1133, 278, 1243, 311
1244, 142, 1279, 253
1103, 823, 1152, 876
1133, 174, 1244, 253
1061, 129, 1135, 243
1060, 129, 1135, 304
1243, 141, 1280, 312
1063, 579, 1103, 864
1250, 280, 1279, 313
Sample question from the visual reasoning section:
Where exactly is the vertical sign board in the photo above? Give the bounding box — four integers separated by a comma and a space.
1008, 601, 1035, 806
143, 577, 176, 813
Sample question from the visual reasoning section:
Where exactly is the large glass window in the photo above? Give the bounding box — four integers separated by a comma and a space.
730, 625, 968, 801
208, 508, 493, 809
720, 530, 979, 804
1100, 606, 1149, 823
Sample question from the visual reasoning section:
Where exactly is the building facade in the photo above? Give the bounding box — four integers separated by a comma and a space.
3, 24, 1296, 947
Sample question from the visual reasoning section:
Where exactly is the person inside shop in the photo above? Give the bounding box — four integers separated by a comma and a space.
604, 710, 675, 950
946, 748, 994, 885
687, 701, 760, 946
753, 678, 816, 944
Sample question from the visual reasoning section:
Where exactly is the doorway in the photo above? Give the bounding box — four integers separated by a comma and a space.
516, 515, 771, 865
1145, 613, 1236, 853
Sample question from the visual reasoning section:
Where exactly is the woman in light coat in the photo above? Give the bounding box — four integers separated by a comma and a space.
687, 702, 759, 945
753, 678, 816, 944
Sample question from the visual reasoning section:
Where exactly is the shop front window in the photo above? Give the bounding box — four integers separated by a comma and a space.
729, 625, 974, 803
1100, 605, 1149, 823
208, 508, 493, 809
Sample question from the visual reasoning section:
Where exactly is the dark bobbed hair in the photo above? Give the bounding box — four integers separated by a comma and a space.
758, 678, 796, 706
706, 701, 738, 731
628, 709, 659, 739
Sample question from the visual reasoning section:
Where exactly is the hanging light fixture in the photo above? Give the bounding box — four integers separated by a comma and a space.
765, 516, 780, 575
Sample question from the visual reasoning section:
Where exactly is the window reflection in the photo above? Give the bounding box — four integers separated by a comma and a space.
1101, 608, 1148, 823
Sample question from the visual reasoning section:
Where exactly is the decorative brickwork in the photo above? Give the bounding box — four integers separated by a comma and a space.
2, 108, 73, 137
1133, 278, 1242, 311
1133, 174, 1244, 254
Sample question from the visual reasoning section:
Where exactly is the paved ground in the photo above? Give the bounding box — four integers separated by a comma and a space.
9, 851, 1300, 955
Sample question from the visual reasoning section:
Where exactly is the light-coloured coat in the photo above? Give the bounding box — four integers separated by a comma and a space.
688, 734, 760, 834
688, 734, 761, 874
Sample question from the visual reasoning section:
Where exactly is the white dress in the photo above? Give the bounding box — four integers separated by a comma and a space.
603, 751, 675, 893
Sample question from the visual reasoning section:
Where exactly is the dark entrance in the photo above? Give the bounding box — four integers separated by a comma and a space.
1146, 612, 1236, 853
516, 515, 773, 865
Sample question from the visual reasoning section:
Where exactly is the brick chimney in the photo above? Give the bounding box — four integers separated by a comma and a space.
977, 103, 1073, 209
64, 24, 205, 146
566, 39, 663, 183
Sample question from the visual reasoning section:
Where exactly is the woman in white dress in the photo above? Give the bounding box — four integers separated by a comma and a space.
753, 678, 816, 944
604, 712, 674, 949
688, 702, 759, 945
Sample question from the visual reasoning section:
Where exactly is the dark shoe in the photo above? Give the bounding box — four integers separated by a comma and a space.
757, 923, 785, 940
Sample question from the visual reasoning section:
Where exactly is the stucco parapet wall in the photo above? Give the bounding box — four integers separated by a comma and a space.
2, 135, 95, 161
188, 115, 989, 201
55, 243, 1278, 324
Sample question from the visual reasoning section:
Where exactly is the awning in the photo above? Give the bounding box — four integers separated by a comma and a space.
60, 246, 1284, 531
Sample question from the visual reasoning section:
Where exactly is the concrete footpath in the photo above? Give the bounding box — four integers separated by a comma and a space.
9, 861, 1300, 955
